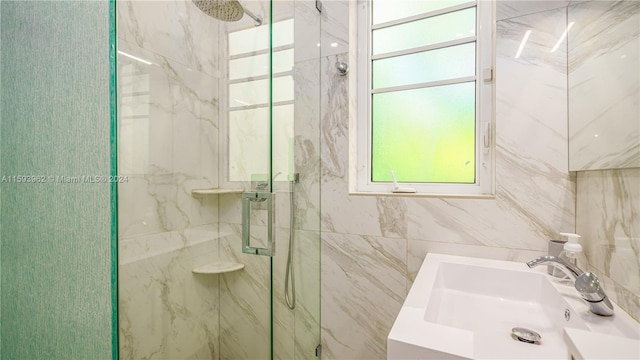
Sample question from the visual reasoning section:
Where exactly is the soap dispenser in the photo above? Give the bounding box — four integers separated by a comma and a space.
557, 232, 587, 274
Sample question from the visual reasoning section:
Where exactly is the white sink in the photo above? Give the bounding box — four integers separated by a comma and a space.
388, 254, 640, 360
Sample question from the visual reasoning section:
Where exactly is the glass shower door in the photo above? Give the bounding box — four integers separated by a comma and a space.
117, 0, 320, 359
222, 1, 321, 359
218, 1, 276, 358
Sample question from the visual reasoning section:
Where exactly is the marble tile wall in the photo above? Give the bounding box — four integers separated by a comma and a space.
320, 3, 575, 359
117, 1, 222, 358
576, 168, 640, 321
217, 222, 271, 360
568, 0, 640, 170
119, 226, 220, 359
569, 0, 640, 323
497, 0, 570, 21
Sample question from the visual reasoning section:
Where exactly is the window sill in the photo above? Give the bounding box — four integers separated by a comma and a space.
348, 191, 496, 199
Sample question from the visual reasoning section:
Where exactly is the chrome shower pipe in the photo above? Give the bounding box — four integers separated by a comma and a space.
243, 7, 262, 26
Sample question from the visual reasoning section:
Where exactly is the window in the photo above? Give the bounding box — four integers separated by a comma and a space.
353, 0, 494, 196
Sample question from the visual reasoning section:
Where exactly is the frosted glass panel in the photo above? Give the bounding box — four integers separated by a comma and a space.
373, 43, 476, 89
229, 76, 293, 107
373, 7, 476, 55
229, 18, 294, 56
373, 0, 469, 24
229, 49, 294, 80
372, 82, 476, 183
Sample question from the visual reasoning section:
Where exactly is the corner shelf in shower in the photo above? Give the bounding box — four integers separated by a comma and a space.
192, 261, 245, 274
191, 188, 244, 196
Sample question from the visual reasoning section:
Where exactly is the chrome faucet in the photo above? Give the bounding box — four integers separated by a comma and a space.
526, 255, 583, 281
526, 256, 614, 316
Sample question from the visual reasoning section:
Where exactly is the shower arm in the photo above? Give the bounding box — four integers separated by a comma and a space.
243, 7, 262, 26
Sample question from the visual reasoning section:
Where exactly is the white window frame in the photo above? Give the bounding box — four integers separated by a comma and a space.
350, 0, 495, 197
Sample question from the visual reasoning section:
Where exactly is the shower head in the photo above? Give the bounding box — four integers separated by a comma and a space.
192, 0, 262, 25
192, 0, 243, 22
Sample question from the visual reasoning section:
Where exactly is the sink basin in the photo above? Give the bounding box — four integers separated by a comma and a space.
423, 262, 590, 359
388, 253, 640, 359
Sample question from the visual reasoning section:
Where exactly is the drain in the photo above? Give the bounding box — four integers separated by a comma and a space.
511, 327, 541, 344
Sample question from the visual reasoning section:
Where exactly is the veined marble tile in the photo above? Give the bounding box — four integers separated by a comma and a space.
218, 224, 271, 360
117, 0, 220, 77
485, 7, 574, 247
118, 171, 219, 238
133, 39, 219, 182
496, 7, 569, 169
595, 268, 640, 322
568, 0, 640, 170
272, 228, 296, 360
118, 173, 176, 238
271, 227, 321, 360
176, 177, 219, 229
407, 240, 545, 291
320, 53, 349, 186
292, 231, 321, 359
219, 193, 243, 225
293, 302, 321, 360
118, 39, 220, 234
321, 232, 407, 360
120, 231, 174, 265
118, 42, 174, 176
118, 2, 223, 357
497, 0, 570, 21
217, 215, 320, 359
321, 53, 395, 238
169, 65, 219, 177
201, 113, 219, 187
321, 176, 395, 237
227, 106, 272, 182
320, 0, 349, 58
172, 115, 206, 179
576, 168, 640, 321
119, 232, 219, 360
271, 188, 292, 230
405, 196, 571, 252
272, 263, 321, 360
294, 58, 322, 232
214, 215, 318, 360
295, 0, 322, 64
120, 224, 219, 265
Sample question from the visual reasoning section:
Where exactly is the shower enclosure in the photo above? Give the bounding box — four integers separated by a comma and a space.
116, 0, 321, 359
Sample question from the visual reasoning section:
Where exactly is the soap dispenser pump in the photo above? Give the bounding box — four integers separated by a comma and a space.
558, 232, 585, 268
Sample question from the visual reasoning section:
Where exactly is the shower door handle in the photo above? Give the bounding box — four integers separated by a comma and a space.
241, 192, 275, 256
